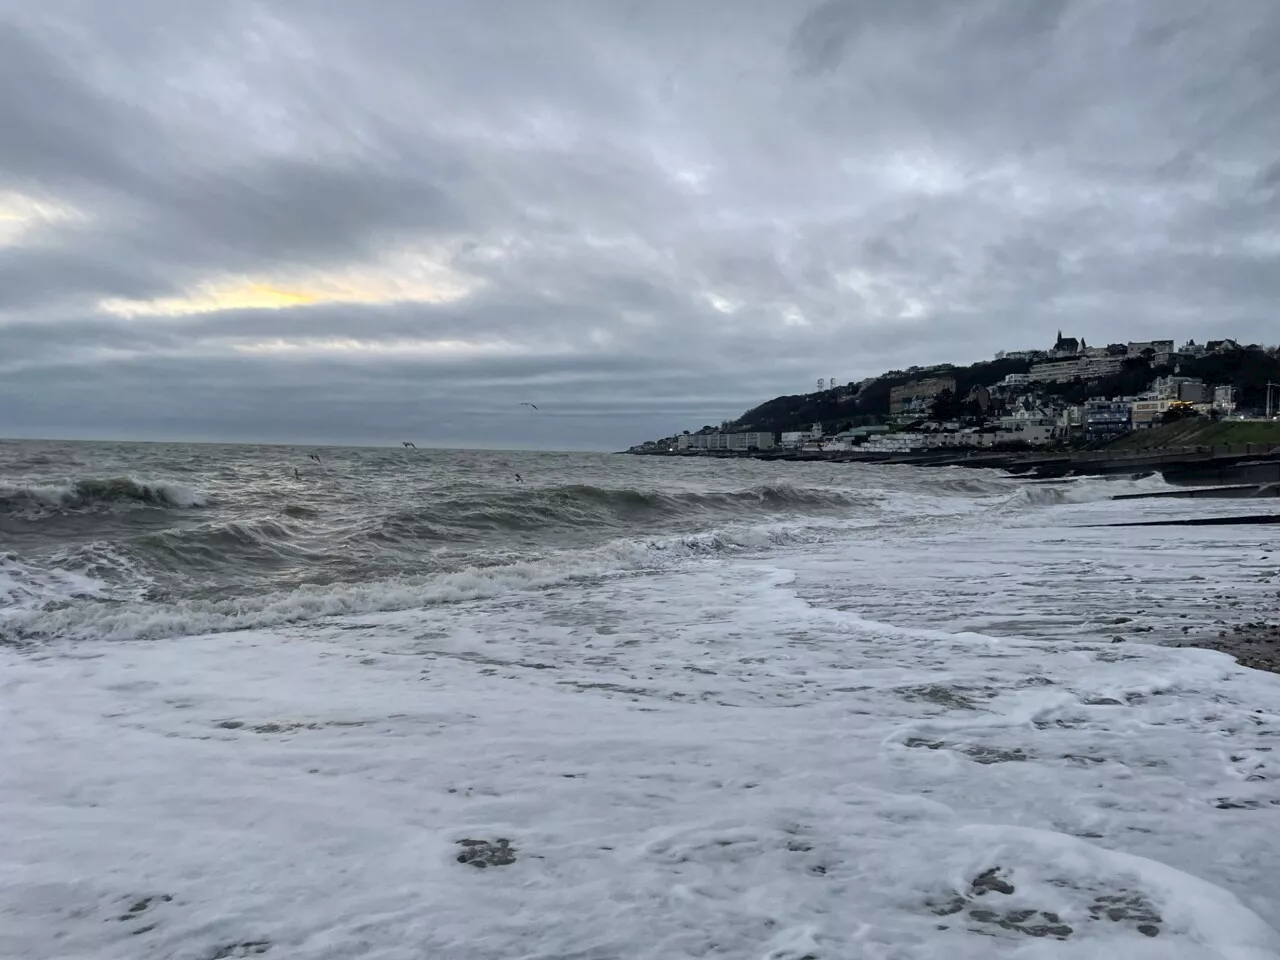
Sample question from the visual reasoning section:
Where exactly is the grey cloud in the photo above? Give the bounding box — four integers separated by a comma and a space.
2, 0, 1280, 447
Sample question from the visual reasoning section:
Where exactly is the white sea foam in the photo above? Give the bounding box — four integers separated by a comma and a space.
3, 487, 1279, 958
0, 553, 111, 616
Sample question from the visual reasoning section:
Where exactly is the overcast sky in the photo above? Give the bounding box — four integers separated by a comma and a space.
2, 1, 1278, 449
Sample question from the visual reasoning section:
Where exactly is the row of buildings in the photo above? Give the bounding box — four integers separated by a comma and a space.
1012, 335, 1245, 384
636, 374, 1238, 457
675, 431, 776, 452
628, 333, 1266, 456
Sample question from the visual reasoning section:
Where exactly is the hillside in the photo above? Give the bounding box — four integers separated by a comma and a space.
729, 357, 1034, 433
726, 347, 1280, 438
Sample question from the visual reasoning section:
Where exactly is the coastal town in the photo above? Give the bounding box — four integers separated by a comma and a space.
628, 333, 1280, 459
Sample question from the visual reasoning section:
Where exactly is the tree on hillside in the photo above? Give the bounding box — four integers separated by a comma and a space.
1184, 351, 1280, 410
931, 388, 961, 421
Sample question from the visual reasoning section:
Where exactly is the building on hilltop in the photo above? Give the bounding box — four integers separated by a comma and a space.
1050, 331, 1082, 358
994, 350, 1037, 360
1206, 338, 1241, 354
1126, 339, 1174, 358
1030, 355, 1124, 383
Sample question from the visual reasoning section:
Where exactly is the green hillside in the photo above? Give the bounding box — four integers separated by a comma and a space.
1107, 419, 1280, 451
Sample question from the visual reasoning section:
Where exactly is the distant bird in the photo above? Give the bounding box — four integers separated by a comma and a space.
520, 402, 539, 410
308, 453, 322, 463
515, 473, 523, 482
402, 441, 416, 448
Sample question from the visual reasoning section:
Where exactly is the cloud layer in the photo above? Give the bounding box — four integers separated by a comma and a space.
2, 0, 1278, 447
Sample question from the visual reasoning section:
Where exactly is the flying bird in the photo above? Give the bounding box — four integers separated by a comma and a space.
520, 402, 539, 410
308, 453, 322, 463
402, 441, 416, 448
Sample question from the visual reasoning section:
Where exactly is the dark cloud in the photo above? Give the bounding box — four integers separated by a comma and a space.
2, 0, 1279, 448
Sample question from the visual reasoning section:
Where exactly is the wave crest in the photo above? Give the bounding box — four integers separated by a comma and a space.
0, 477, 209, 518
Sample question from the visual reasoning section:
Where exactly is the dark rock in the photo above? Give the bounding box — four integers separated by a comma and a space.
456, 838, 517, 868
971, 867, 1015, 896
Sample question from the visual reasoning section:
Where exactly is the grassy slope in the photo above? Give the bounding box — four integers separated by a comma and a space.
1107, 419, 1280, 451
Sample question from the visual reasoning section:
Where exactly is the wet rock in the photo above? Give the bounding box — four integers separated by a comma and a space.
971, 867, 1015, 896
456, 837, 517, 868
207, 942, 271, 959
115, 894, 172, 921
897, 684, 979, 710
904, 738, 1028, 763
1088, 891, 1162, 937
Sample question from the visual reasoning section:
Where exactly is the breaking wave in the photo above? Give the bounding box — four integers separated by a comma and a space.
1, 440, 1178, 647
0, 521, 849, 644
0, 477, 209, 518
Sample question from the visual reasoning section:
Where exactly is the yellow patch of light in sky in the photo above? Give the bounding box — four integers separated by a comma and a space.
0, 192, 84, 245
99, 259, 481, 318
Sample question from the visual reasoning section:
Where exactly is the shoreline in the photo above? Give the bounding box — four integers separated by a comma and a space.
1175, 622, 1280, 675
627, 445, 1280, 501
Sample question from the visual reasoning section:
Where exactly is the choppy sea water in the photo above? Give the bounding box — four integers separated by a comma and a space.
4, 439, 1280, 959
0, 438, 1117, 644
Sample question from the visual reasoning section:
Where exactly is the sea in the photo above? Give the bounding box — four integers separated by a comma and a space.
3, 438, 1280, 959
0, 438, 1101, 644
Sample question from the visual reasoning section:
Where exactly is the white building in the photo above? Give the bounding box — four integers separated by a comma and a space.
679, 432, 773, 452
1003, 423, 1060, 445
1083, 356, 1125, 378
779, 424, 823, 448
1131, 398, 1171, 428
729, 432, 775, 451
1214, 385, 1237, 413
1031, 356, 1124, 383
1030, 359, 1083, 383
